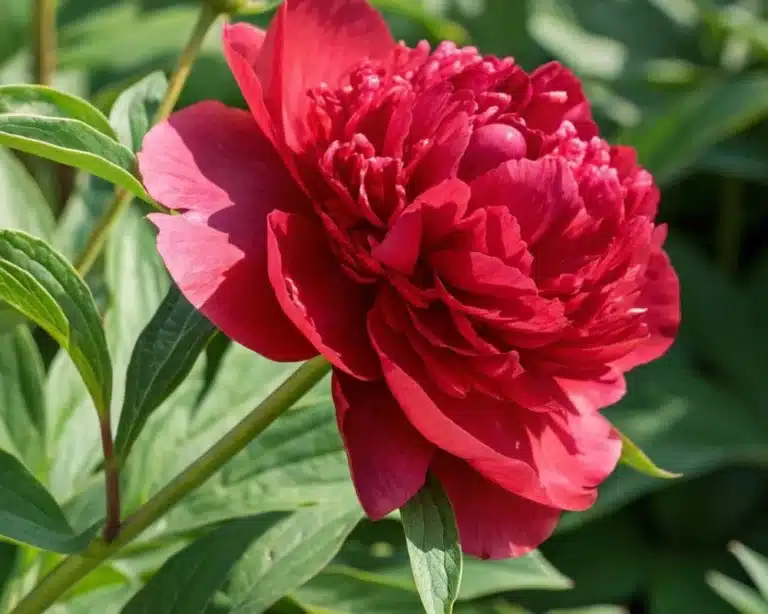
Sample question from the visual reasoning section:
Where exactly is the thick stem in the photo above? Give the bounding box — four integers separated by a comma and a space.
32, 0, 57, 86
10, 357, 331, 614
99, 418, 121, 542
73, 2, 219, 277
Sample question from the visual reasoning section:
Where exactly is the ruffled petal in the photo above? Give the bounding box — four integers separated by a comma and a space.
150, 213, 316, 361
332, 372, 435, 518
433, 454, 561, 559
267, 210, 380, 379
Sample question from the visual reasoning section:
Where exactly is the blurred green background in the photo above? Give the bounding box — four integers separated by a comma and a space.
2, 0, 768, 613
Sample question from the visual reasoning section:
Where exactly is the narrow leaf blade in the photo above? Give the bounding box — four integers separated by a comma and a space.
116, 284, 216, 460
0, 230, 112, 415
618, 429, 681, 479
401, 476, 463, 614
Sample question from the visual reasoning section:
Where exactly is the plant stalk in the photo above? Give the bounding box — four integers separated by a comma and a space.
73, 1, 219, 277
99, 418, 121, 542
10, 356, 331, 614
32, 0, 56, 86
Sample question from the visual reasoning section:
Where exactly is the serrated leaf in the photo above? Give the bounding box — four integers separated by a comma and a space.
0, 114, 152, 204
0, 448, 92, 552
109, 72, 168, 152
227, 504, 364, 614
401, 476, 463, 614
116, 284, 216, 461
617, 430, 680, 479
121, 516, 276, 614
0, 230, 112, 416
0, 84, 117, 139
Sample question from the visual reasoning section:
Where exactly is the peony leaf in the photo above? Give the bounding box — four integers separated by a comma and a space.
120, 516, 272, 614
729, 542, 768, 601
115, 284, 216, 461
0, 448, 93, 552
227, 504, 364, 614
706, 571, 768, 614
0, 113, 153, 204
0, 84, 117, 139
0, 230, 112, 417
401, 475, 463, 614
108, 71, 168, 152
617, 429, 681, 479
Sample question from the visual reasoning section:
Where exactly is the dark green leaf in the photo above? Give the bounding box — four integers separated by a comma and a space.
121, 516, 275, 614
0, 230, 112, 416
0, 114, 152, 204
617, 430, 681, 479
116, 285, 216, 461
0, 448, 91, 552
0, 84, 117, 139
108, 72, 168, 152
227, 504, 364, 614
401, 476, 463, 614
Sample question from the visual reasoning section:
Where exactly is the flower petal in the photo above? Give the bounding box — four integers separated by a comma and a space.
138, 100, 303, 215
150, 212, 316, 361
256, 0, 394, 150
332, 371, 435, 519
267, 210, 380, 379
555, 369, 627, 413
433, 454, 561, 559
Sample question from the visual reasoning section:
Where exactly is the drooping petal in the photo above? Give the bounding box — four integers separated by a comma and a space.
138, 100, 304, 215
613, 227, 680, 371
332, 371, 435, 518
433, 454, 561, 559
150, 213, 316, 361
267, 210, 380, 379
256, 0, 395, 149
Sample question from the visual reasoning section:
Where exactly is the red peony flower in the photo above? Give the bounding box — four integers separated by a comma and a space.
139, 0, 680, 558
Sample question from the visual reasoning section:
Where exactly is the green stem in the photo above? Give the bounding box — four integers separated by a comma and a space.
10, 356, 331, 614
73, 1, 219, 277
32, 0, 57, 86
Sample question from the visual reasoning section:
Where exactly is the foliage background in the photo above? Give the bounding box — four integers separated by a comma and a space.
1, 0, 768, 613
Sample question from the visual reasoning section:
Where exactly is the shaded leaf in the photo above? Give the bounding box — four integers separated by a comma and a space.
108, 72, 168, 152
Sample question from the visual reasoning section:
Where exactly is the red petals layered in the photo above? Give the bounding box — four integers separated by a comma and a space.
139, 0, 680, 559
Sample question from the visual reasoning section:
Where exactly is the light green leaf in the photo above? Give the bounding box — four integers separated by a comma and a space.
617, 430, 680, 479
401, 476, 463, 614
548, 608, 627, 614
0, 326, 46, 471
121, 516, 275, 614
108, 72, 168, 152
228, 504, 364, 613
459, 552, 572, 600
707, 571, 768, 614
116, 284, 216, 461
0, 84, 117, 139
730, 543, 768, 601
617, 73, 768, 184
0, 230, 112, 416
0, 146, 55, 240
0, 114, 152, 204
0, 448, 92, 552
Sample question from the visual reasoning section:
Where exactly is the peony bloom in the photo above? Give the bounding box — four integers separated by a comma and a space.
139, 0, 679, 558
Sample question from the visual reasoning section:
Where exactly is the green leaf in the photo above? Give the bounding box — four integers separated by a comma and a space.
730, 543, 768, 601
617, 73, 768, 184
116, 285, 216, 461
0, 326, 46, 471
0, 448, 92, 552
227, 503, 364, 613
707, 571, 768, 614
617, 430, 680, 479
0, 146, 55, 240
459, 552, 572, 600
121, 516, 275, 614
0, 230, 112, 416
0, 114, 152, 204
108, 72, 168, 152
401, 476, 463, 614
0, 84, 117, 140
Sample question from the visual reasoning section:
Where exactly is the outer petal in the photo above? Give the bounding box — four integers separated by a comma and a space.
613, 228, 680, 372
433, 454, 561, 559
255, 0, 394, 149
555, 369, 627, 413
267, 210, 380, 379
138, 101, 316, 361
332, 371, 435, 519
150, 213, 315, 361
